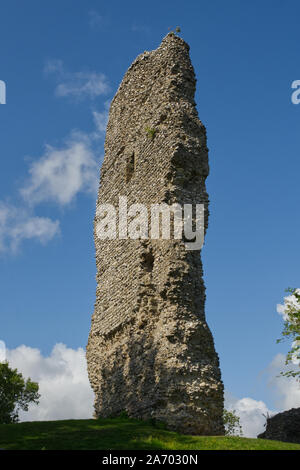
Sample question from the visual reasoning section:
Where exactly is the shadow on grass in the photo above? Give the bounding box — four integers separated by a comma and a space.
0, 417, 300, 450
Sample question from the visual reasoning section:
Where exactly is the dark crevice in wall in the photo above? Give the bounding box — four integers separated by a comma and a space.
141, 250, 154, 272
126, 153, 135, 182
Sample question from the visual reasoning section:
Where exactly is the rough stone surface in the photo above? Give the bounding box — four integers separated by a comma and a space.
86, 33, 224, 435
257, 408, 300, 444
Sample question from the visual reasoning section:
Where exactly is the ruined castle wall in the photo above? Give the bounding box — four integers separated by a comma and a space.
86, 33, 224, 435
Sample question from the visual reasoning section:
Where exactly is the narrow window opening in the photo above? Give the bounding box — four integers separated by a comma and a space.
125, 153, 135, 182
142, 251, 154, 272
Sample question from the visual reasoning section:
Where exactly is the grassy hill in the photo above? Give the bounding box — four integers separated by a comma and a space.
0, 416, 299, 450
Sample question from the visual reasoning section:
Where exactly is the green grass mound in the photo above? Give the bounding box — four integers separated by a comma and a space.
0, 417, 300, 450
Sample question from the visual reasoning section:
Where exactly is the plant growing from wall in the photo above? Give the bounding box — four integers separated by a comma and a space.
145, 127, 157, 140
168, 26, 181, 35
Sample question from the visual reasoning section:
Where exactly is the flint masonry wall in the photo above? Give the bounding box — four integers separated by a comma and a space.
86, 33, 224, 435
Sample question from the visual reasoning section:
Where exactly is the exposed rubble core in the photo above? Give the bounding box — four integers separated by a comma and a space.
258, 408, 300, 444
86, 33, 224, 435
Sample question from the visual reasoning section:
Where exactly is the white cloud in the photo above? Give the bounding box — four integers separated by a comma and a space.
93, 110, 107, 134
224, 392, 275, 438
7, 343, 94, 421
4, 343, 300, 431
225, 353, 300, 438
1, 103, 107, 254
0, 201, 60, 253
267, 353, 300, 410
45, 59, 110, 100
92, 100, 110, 137
0, 340, 6, 362
7, 341, 274, 431
0, 64, 109, 256
20, 131, 99, 206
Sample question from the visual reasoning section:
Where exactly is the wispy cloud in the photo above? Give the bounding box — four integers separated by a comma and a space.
44, 59, 110, 100
88, 10, 106, 30
92, 100, 111, 138
131, 24, 151, 34
0, 201, 60, 253
0, 122, 103, 253
0, 66, 109, 254
20, 131, 99, 207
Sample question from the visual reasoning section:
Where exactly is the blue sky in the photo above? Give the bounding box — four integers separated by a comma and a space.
1, 0, 300, 433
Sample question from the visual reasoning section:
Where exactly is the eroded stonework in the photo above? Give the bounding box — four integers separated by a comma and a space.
86, 33, 224, 435
258, 408, 300, 444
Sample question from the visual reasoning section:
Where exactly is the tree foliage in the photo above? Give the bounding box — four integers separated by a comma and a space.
277, 288, 300, 380
223, 409, 243, 436
0, 361, 40, 424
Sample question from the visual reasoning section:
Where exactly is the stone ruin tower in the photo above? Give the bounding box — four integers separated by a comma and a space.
86, 33, 224, 435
